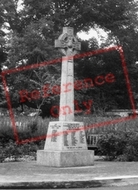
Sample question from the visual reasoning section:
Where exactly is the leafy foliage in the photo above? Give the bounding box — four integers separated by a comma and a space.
97, 131, 138, 161
0, 0, 138, 116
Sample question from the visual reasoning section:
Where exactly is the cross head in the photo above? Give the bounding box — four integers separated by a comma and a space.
55, 27, 81, 56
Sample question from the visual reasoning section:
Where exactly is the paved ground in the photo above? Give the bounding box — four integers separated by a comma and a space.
39, 186, 138, 190
5, 186, 138, 190
0, 159, 138, 188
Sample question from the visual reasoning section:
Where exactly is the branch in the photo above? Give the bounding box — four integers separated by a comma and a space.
33, 70, 42, 83
30, 79, 42, 87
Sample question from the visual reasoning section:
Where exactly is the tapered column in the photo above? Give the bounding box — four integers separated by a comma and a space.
55, 27, 80, 121
59, 57, 74, 121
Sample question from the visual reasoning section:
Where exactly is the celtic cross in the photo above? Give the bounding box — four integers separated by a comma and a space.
55, 27, 81, 56
55, 27, 81, 121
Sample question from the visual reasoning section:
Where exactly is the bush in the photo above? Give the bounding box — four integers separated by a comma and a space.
0, 139, 45, 162
0, 116, 47, 162
18, 119, 39, 140
97, 130, 138, 161
0, 116, 50, 141
97, 131, 127, 160
122, 132, 138, 161
4, 140, 23, 161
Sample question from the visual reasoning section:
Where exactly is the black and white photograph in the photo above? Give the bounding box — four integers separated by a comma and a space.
0, 0, 138, 189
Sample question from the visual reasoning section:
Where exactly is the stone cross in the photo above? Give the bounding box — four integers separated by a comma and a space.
37, 27, 94, 167
55, 27, 81, 121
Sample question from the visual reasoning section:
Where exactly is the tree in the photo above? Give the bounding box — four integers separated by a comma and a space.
0, 0, 138, 116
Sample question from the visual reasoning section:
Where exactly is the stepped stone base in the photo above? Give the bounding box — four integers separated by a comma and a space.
37, 121, 94, 167
37, 150, 94, 167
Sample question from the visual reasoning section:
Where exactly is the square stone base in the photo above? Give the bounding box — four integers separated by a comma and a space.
37, 150, 94, 167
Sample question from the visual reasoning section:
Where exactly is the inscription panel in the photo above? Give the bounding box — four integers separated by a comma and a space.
44, 122, 62, 150
50, 124, 61, 142
45, 121, 87, 151
63, 122, 87, 150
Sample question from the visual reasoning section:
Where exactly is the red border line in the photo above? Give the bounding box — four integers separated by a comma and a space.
118, 46, 136, 116
1, 73, 20, 142
1, 45, 137, 144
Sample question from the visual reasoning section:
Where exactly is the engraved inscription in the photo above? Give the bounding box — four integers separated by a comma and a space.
66, 123, 80, 130
63, 131, 69, 146
80, 131, 85, 144
71, 131, 78, 146
51, 124, 61, 129
62, 122, 86, 149
51, 130, 57, 142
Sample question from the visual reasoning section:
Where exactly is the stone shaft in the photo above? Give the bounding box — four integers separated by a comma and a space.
59, 57, 74, 121
55, 27, 81, 121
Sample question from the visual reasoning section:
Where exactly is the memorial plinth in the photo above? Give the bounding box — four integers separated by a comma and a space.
37, 121, 94, 167
37, 27, 94, 167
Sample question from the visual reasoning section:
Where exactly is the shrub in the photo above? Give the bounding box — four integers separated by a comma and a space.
4, 140, 23, 161
0, 139, 45, 162
0, 115, 47, 162
97, 131, 127, 160
27, 120, 38, 134
97, 130, 138, 161
0, 143, 5, 162
122, 132, 138, 161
